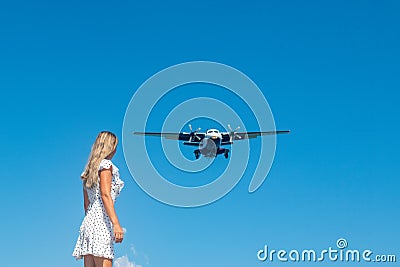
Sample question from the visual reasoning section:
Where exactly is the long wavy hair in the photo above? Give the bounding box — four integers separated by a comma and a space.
81, 131, 118, 188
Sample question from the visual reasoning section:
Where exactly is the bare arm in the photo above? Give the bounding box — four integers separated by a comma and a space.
99, 167, 124, 243
83, 188, 90, 213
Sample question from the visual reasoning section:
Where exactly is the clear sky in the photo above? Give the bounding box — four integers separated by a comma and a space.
0, 1, 399, 266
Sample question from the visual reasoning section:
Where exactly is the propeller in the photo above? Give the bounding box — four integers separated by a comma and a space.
189, 124, 201, 141
228, 124, 241, 141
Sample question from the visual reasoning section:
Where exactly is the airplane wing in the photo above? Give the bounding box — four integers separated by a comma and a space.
133, 132, 205, 141
221, 130, 290, 141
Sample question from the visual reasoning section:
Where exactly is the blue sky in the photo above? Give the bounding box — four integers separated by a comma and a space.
1, 1, 399, 266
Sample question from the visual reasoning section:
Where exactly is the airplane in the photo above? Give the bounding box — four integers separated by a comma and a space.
133, 124, 290, 159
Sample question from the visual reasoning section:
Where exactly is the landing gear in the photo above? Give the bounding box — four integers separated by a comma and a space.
194, 148, 229, 159
224, 149, 229, 159
194, 149, 200, 159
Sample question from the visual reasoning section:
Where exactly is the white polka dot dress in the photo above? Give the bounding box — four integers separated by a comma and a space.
72, 159, 124, 260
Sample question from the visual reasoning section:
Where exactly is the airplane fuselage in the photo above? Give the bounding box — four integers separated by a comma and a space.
192, 129, 229, 158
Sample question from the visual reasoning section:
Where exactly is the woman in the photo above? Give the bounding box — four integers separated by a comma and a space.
72, 131, 125, 267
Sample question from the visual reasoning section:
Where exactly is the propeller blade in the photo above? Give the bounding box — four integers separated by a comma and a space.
188, 125, 202, 141
228, 124, 240, 132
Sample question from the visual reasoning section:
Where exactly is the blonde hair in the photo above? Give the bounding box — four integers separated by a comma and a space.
81, 131, 118, 188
